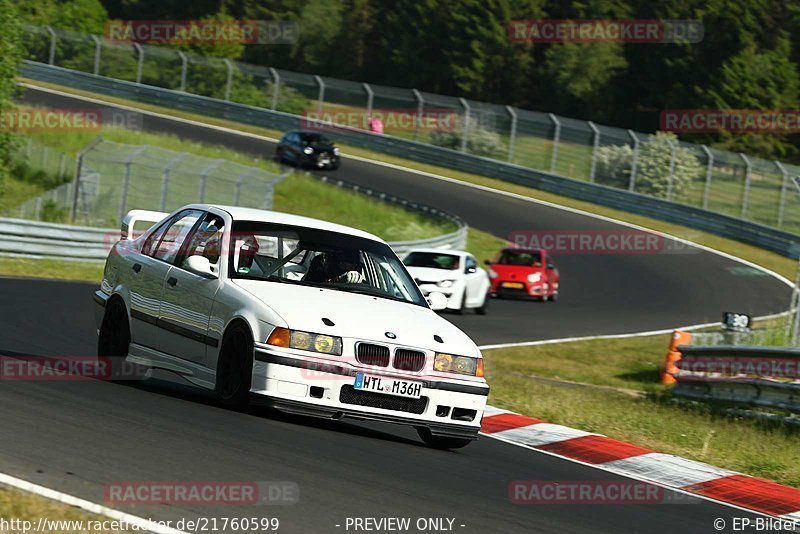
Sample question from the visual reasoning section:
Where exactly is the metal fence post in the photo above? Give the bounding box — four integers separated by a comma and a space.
58, 152, 66, 181
549, 113, 560, 174
792, 258, 800, 345
363, 83, 374, 119
269, 68, 280, 110
775, 161, 789, 227
25, 138, 32, 159
41, 145, 48, 169
90, 35, 101, 75
588, 121, 599, 183
117, 146, 146, 223
412, 89, 424, 142
198, 160, 224, 203
459, 98, 470, 153
177, 51, 187, 92
160, 153, 186, 211
666, 140, 677, 201
628, 130, 639, 191
233, 169, 255, 205
46, 26, 56, 65
701, 145, 714, 209
133, 43, 144, 84
70, 137, 104, 222
314, 75, 325, 116
740, 153, 752, 218
223, 59, 233, 101
506, 106, 517, 163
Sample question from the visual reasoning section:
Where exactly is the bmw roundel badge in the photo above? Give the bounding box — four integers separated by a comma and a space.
385, 332, 397, 339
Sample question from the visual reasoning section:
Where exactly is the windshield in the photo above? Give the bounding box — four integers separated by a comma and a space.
228, 221, 426, 306
497, 249, 542, 267
403, 252, 460, 270
301, 133, 332, 146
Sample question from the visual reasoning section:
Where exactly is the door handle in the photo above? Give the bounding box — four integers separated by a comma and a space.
167, 276, 178, 287
132, 263, 142, 273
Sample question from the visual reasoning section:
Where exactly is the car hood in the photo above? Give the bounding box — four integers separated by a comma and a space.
233, 279, 479, 355
309, 143, 335, 152
405, 266, 461, 283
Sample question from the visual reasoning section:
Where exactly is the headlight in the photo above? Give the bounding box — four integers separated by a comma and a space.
488, 269, 498, 279
267, 327, 343, 356
434, 353, 484, 377
527, 272, 542, 283
303, 146, 313, 155
437, 279, 455, 288
333, 147, 340, 156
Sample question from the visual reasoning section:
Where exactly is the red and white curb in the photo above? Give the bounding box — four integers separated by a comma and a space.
480, 406, 800, 521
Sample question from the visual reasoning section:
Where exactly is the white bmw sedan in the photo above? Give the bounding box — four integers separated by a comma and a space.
403, 249, 490, 314
94, 204, 488, 449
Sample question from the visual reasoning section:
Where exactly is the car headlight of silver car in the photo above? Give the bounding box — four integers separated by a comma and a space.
267, 327, 343, 356
433, 353, 484, 377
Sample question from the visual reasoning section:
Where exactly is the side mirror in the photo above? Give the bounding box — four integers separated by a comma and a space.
426, 292, 448, 311
465, 266, 477, 274
185, 255, 217, 278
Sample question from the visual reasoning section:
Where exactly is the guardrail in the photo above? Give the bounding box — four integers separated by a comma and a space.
0, 177, 467, 262
671, 344, 800, 413
20, 61, 800, 258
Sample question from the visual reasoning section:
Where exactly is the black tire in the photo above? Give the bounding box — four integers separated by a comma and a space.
216, 323, 254, 408
551, 288, 559, 302
453, 289, 468, 315
329, 160, 340, 170
476, 293, 489, 315
97, 298, 145, 382
417, 428, 473, 450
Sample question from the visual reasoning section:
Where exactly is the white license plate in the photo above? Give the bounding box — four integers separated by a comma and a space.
354, 372, 422, 399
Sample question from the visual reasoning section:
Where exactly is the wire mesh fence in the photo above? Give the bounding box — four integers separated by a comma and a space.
21, 24, 800, 234
6, 137, 289, 227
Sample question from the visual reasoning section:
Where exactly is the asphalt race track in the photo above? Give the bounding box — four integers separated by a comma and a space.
0, 85, 786, 532
21, 86, 792, 345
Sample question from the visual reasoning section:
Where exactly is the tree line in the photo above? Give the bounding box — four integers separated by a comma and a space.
12, 0, 800, 163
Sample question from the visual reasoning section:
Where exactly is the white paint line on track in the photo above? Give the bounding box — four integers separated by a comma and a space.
0, 473, 190, 534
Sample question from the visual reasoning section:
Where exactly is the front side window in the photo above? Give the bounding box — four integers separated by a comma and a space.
180, 213, 226, 271
229, 222, 426, 306
152, 210, 204, 264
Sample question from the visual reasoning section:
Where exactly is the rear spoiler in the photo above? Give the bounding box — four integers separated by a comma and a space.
121, 209, 169, 240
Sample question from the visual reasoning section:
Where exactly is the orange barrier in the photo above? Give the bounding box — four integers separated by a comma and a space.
660, 330, 692, 385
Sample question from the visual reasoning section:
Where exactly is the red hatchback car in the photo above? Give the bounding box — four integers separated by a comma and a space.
486, 248, 560, 301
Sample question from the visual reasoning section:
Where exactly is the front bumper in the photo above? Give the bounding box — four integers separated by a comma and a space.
417, 283, 462, 310
491, 280, 544, 298
251, 347, 487, 439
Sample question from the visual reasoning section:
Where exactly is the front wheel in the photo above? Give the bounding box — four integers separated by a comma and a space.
98, 299, 146, 382
475, 292, 489, 315
216, 324, 254, 408
417, 428, 473, 450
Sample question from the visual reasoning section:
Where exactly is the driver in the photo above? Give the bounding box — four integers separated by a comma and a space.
237, 234, 260, 274
328, 249, 365, 283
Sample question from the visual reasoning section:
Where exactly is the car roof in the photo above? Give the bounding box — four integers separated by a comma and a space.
184, 204, 382, 243
405, 248, 468, 257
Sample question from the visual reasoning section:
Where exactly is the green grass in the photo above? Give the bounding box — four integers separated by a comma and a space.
0, 486, 126, 533
483, 328, 800, 487
19, 79, 796, 280
488, 374, 800, 487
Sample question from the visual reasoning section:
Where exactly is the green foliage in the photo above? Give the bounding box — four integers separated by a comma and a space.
0, 0, 23, 199
595, 132, 702, 198
429, 119, 505, 158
